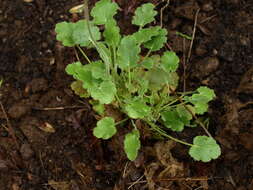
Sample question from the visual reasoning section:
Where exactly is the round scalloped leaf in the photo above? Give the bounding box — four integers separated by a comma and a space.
125, 100, 151, 119
65, 62, 83, 76
72, 20, 101, 47
132, 3, 157, 27
194, 102, 209, 115
55, 22, 75, 47
91, 0, 119, 25
161, 110, 184, 132
90, 80, 116, 104
143, 28, 167, 51
132, 26, 161, 44
93, 117, 116, 140
197, 86, 216, 102
89, 61, 106, 79
189, 136, 221, 162
124, 130, 141, 161
161, 51, 180, 72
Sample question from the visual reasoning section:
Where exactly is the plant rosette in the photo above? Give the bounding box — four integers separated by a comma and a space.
55, 0, 221, 162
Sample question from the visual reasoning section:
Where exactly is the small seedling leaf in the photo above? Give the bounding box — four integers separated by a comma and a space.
189, 136, 221, 162
91, 0, 119, 25
65, 62, 83, 78
104, 21, 121, 47
117, 36, 140, 70
125, 100, 151, 119
143, 28, 167, 51
161, 110, 185, 132
93, 117, 116, 139
72, 20, 101, 47
132, 26, 160, 44
141, 57, 154, 69
145, 67, 178, 91
89, 61, 107, 79
197, 86, 216, 102
132, 3, 157, 27
161, 51, 180, 72
90, 80, 116, 104
124, 130, 141, 161
55, 22, 75, 47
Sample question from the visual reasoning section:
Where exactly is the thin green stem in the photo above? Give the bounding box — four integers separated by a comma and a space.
115, 93, 122, 106
113, 46, 118, 75
146, 120, 193, 147
167, 85, 213, 138
159, 95, 184, 112
77, 45, 92, 64
83, 0, 110, 74
115, 118, 128, 126
131, 120, 138, 130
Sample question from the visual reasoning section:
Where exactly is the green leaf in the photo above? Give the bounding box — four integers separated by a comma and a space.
72, 20, 101, 47
197, 86, 216, 102
161, 51, 180, 72
65, 62, 83, 77
66, 62, 99, 89
161, 110, 185, 132
189, 136, 221, 162
132, 3, 157, 27
117, 36, 141, 70
132, 26, 161, 44
78, 69, 95, 89
55, 22, 75, 47
194, 102, 209, 115
185, 86, 215, 115
91, 0, 119, 25
90, 80, 116, 104
125, 100, 151, 119
176, 105, 193, 125
141, 57, 154, 69
104, 21, 121, 47
93, 117, 116, 139
176, 105, 193, 120
143, 28, 167, 51
141, 55, 160, 69
124, 130, 141, 161
90, 100, 105, 115
145, 67, 179, 91
89, 61, 107, 79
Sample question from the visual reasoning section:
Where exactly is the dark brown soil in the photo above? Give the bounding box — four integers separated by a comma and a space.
0, 0, 253, 189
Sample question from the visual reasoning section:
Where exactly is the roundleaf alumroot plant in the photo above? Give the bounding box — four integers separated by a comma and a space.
55, 0, 221, 162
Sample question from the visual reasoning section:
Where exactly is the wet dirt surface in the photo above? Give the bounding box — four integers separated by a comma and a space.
0, 0, 253, 189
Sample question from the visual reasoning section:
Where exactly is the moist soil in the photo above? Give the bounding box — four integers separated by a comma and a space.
0, 0, 253, 189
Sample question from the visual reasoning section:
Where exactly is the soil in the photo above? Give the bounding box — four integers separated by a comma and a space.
0, 0, 253, 189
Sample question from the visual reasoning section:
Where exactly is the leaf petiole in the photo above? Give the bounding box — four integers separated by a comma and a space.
77, 45, 92, 64
146, 120, 194, 147
115, 118, 129, 126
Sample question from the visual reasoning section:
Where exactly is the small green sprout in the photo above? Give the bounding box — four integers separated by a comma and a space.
55, 0, 221, 162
